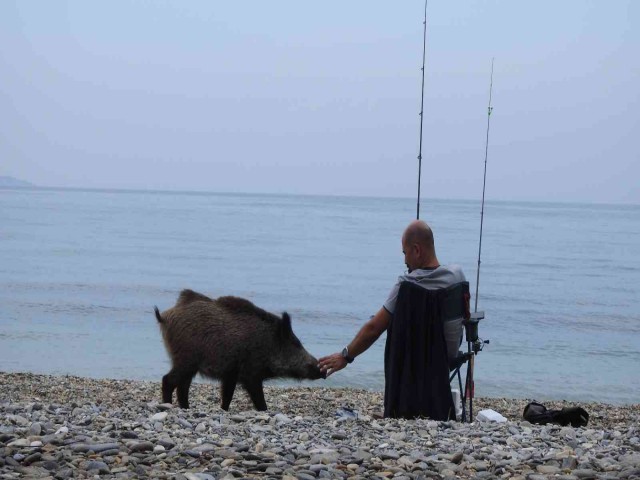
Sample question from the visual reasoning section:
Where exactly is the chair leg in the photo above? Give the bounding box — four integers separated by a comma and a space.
457, 368, 466, 422
465, 355, 475, 422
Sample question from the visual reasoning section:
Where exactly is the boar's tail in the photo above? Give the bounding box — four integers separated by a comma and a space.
154, 306, 163, 324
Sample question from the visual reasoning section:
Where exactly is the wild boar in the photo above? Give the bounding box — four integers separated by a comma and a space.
154, 289, 324, 411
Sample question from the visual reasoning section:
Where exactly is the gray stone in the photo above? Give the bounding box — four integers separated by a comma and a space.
100, 448, 120, 456
8, 414, 29, 426
42, 460, 59, 470
573, 469, 597, 479
619, 453, 640, 467
450, 451, 463, 464
54, 468, 73, 480
474, 472, 497, 479
157, 438, 175, 450
28, 422, 42, 436
130, 441, 154, 453
151, 412, 168, 421
90, 442, 121, 453
274, 414, 292, 425
537, 465, 561, 474
7, 438, 30, 447
86, 460, 110, 474
192, 444, 216, 454
184, 474, 216, 480
22, 452, 42, 466
380, 450, 400, 460
296, 473, 316, 480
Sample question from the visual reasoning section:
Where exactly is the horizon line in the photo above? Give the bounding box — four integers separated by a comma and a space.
0, 184, 638, 208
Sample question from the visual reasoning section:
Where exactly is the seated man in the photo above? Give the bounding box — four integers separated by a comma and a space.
318, 219, 467, 381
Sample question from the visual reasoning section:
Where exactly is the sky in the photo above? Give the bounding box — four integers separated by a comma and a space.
1, 1, 638, 204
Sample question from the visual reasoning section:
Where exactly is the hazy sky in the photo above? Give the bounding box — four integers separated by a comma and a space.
1, 1, 638, 203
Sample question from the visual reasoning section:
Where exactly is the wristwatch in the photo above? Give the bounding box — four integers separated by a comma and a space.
341, 347, 354, 364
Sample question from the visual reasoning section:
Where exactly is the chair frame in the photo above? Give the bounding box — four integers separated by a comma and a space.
449, 311, 488, 422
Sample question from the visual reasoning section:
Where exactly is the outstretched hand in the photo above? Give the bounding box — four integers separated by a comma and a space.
318, 353, 348, 377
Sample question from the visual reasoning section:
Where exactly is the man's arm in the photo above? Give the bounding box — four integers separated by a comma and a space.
318, 307, 392, 377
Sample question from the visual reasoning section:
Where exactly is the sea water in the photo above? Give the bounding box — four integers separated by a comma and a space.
1, 187, 638, 404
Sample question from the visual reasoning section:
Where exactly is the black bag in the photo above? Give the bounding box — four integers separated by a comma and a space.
523, 401, 589, 427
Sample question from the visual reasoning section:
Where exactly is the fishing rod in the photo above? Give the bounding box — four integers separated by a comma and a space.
416, 0, 428, 219
462, 59, 494, 423
474, 57, 494, 313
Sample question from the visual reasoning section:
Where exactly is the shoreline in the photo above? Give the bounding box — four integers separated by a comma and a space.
1, 371, 639, 479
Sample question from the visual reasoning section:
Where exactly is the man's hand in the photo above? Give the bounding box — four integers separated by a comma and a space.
318, 353, 348, 377
317, 308, 391, 378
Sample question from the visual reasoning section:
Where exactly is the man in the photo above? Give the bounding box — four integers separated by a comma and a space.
318, 219, 467, 377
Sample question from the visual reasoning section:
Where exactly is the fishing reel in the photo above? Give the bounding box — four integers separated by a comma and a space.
464, 311, 490, 354
472, 337, 490, 355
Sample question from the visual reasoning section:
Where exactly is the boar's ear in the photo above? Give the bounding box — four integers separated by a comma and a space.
279, 312, 302, 346
280, 312, 293, 334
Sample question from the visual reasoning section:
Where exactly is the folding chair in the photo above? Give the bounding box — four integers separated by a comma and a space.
384, 280, 488, 421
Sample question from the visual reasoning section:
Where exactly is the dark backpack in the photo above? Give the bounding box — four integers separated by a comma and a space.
523, 401, 589, 427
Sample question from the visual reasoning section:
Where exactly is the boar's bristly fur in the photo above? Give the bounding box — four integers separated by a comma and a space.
155, 289, 323, 411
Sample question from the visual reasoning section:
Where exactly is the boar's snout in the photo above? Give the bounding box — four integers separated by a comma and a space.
307, 364, 325, 380
305, 358, 325, 380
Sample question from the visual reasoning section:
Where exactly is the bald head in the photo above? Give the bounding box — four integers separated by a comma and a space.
403, 220, 434, 251
401, 220, 438, 271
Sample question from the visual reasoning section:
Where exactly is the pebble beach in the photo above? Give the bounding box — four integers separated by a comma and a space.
1, 372, 639, 479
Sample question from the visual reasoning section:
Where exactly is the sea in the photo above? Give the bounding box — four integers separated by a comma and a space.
1, 187, 638, 405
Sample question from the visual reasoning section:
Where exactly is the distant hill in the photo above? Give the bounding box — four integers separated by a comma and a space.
0, 176, 34, 187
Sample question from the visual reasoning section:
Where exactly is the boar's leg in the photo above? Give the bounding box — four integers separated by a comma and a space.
220, 371, 239, 411
162, 369, 178, 404
162, 367, 197, 408
177, 373, 195, 409
242, 378, 268, 411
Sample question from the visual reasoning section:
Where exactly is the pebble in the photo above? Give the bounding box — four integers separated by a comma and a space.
85, 460, 110, 473
130, 441, 154, 452
28, 422, 42, 436
151, 411, 168, 421
0, 371, 638, 480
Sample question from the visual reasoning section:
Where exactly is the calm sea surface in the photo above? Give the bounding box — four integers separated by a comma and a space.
1, 187, 638, 404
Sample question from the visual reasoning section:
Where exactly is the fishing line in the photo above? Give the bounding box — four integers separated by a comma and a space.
474, 58, 494, 313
